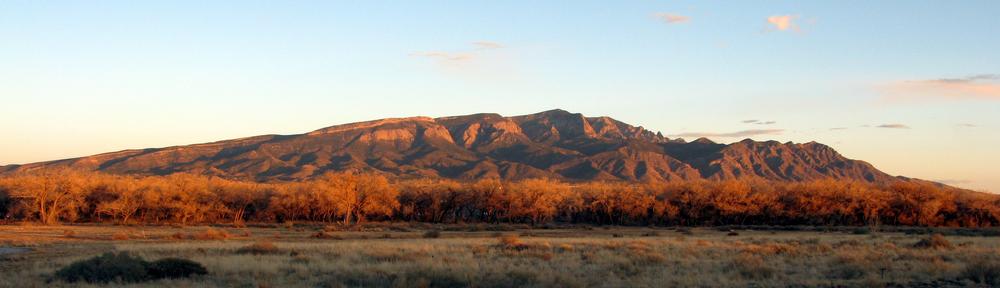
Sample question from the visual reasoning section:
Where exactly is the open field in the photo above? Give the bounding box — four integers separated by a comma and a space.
1, 224, 999, 287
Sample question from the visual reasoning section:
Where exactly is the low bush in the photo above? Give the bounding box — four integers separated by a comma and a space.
423, 230, 441, 239
170, 232, 188, 240
499, 234, 522, 247
311, 231, 342, 239
111, 232, 130, 240
194, 228, 229, 240
54, 252, 208, 284
148, 258, 208, 279
55, 252, 150, 283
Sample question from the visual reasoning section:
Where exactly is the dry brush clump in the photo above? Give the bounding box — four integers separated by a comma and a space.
912, 233, 953, 249
236, 241, 280, 255
192, 228, 230, 240
422, 229, 442, 238
311, 231, 343, 240
111, 231, 130, 240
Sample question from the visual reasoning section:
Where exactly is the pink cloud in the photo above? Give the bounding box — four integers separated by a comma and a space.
881, 74, 1000, 101
653, 13, 691, 24
766, 15, 799, 31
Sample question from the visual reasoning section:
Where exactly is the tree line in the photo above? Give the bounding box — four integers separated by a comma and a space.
0, 170, 997, 227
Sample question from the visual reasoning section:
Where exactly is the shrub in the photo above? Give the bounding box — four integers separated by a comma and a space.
54, 252, 208, 284
499, 234, 522, 247
311, 231, 341, 239
727, 231, 740, 236
641, 231, 660, 237
558, 243, 574, 252
960, 258, 1000, 285
237, 241, 280, 255
913, 233, 953, 249
111, 232, 130, 240
148, 258, 208, 279
63, 230, 76, 238
194, 228, 229, 240
423, 230, 441, 239
54, 252, 150, 283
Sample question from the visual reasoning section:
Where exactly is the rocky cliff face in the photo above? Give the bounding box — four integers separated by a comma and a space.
1, 109, 899, 184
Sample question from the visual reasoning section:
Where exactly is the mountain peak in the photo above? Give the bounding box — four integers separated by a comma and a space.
308, 116, 435, 136
3, 110, 901, 186
693, 137, 716, 144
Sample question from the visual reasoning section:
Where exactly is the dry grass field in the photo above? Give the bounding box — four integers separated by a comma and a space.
1, 224, 999, 287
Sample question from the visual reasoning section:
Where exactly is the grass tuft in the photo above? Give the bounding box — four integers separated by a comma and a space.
912, 233, 952, 249
236, 241, 280, 255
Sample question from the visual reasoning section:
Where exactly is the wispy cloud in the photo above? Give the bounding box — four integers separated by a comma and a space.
957, 123, 978, 128
653, 13, 690, 24
877, 124, 910, 129
410, 41, 504, 65
742, 120, 776, 125
766, 15, 799, 32
935, 74, 999, 83
671, 129, 784, 138
472, 41, 503, 50
880, 74, 1000, 101
409, 51, 474, 62
829, 127, 849, 131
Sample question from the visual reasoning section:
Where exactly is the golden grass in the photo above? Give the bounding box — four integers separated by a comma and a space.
0, 225, 998, 287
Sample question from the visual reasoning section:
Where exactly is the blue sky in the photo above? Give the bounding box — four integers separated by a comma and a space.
1, 1, 998, 191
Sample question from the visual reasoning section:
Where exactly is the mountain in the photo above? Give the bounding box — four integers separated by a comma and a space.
1, 109, 901, 184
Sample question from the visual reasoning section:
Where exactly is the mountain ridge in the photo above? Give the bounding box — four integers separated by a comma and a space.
1, 109, 906, 185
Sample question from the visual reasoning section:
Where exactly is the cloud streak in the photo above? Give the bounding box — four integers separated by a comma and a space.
877, 124, 910, 129
472, 41, 503, 50
411, 41, 505, 67
409, 51, 474, 62
653, 13, 690, 24
671, 129, 784, 138
742, 120, 776, 125
880, 74, 1000, 101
